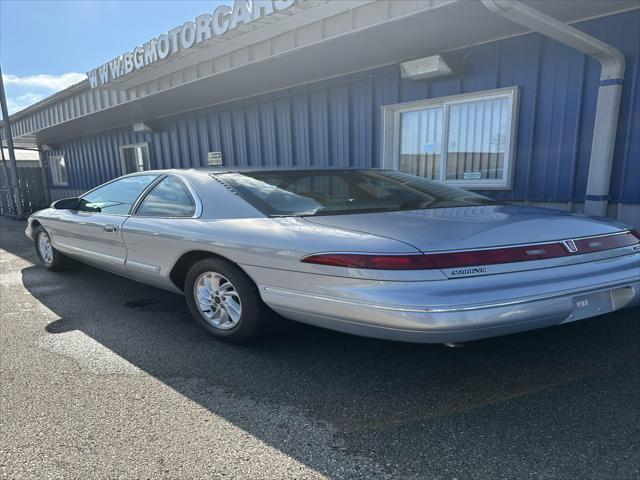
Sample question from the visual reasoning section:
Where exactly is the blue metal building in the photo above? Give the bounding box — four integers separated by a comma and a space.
2, 1, 639, 225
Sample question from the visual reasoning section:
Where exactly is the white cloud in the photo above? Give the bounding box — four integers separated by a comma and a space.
3, 72, 86, 91
6, 92, 47, 114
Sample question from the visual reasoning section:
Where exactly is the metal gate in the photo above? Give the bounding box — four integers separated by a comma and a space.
0, 164, 48, 216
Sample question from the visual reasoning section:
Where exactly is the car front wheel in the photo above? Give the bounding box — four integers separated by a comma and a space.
33, 226, 70, 271
184, 258, 267, 342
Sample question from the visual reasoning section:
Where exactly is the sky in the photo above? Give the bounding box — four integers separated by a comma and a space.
1, 0, 228, 115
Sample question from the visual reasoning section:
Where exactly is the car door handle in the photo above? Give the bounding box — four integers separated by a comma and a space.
103, 224, 117, 233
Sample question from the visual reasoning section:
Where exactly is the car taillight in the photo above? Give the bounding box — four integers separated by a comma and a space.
574, 231, 639, 253
300, 246, 567, 270
301, 253, 436, 270
301, 232, 639, 270
425, 244, 568, 269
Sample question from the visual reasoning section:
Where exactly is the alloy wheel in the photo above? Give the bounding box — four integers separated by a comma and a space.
37, 231, 54, 265
193, 271, 243, 329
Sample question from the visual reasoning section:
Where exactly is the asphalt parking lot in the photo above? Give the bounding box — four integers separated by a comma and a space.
1, 216, 639, 479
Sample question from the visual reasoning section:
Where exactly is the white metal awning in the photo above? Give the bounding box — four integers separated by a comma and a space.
2, 0, 636, 146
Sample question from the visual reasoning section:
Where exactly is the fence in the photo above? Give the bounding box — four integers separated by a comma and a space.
0, 163, 48, 216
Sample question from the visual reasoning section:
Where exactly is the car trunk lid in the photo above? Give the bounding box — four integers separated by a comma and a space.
302, 205, 635, 277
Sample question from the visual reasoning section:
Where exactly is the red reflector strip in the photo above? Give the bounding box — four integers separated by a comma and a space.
301, 253, 434, 270
426, 243, 568, 269
301, 232, 639, 270
428, 232, 639, 269
574, 231, 639, 253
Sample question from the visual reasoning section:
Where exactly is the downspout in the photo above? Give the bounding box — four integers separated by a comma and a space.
481, 0, 625, 217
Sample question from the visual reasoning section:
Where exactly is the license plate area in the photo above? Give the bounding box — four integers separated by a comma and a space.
568, 291, 614, 322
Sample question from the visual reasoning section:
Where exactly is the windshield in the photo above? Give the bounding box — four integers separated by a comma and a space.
215, 170, 500, 217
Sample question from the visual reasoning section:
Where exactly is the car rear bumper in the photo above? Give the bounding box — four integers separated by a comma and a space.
254, 251, 640, 343
262, 279, 640, 343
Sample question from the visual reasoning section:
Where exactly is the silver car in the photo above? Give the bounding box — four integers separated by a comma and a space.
26, 168, 640, 344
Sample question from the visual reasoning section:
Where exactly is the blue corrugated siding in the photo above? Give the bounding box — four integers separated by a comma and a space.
43, 9, 639, 204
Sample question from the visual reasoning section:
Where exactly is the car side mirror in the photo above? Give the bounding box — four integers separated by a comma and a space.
51, 197, 80, 210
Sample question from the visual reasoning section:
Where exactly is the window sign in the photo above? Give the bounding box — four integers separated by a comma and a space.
463, 171, 482, 180
208, 151, 223, 166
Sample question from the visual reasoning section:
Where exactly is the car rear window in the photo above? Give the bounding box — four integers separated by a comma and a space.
215, 170, 499, 217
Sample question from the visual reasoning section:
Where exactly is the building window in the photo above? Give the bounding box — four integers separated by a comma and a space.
120, 143, 150, 174
383, 87, 519, 189
50, 156, 68, 186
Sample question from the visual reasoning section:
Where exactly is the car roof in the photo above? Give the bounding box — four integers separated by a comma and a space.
130, 166, 388, 177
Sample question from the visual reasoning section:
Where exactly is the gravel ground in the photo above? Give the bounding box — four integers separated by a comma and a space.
1, 216, 639, 479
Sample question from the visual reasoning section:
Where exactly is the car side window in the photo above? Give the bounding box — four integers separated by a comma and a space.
81, 175, 158, 215
136, 176, 196, 217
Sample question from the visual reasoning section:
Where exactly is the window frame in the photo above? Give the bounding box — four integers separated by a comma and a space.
132, 174, 203, 219
79, 173, 161, 217
49, 155, 69, 186
120, 142, 151, 174
381, 86, 519, 190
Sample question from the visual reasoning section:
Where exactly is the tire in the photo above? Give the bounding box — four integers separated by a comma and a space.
33, 226, 71, 271
184, 257, 267, 342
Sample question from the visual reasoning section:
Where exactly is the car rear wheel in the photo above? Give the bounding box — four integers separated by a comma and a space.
33, 226, 70, 271
184, 258, 266, 342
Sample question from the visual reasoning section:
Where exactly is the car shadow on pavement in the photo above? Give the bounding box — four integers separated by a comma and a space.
21, 261, 640, 479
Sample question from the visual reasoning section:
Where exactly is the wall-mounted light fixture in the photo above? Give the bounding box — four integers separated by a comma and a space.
133, 122, 154, 133
400, 55, 453, 81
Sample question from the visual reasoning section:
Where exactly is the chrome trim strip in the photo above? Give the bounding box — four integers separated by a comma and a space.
55, 242, 124, 266
261, 277, 639, 314
125, 260, 161, 275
